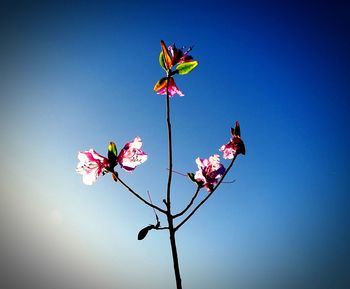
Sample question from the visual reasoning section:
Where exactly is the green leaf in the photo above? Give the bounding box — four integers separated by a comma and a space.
160, 40, 172, 70
159, 51, 167, 71
175, 61, 198, 75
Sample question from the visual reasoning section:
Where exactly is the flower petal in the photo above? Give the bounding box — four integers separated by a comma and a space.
194, 154, 225, 192
118, 137, 148, 172
76, 149, 109, 185
154, 77, 184, 97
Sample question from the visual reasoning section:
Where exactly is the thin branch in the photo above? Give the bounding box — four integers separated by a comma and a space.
155, 226, 170, 231
117, 175, 167, 214
173, 186, 200, 218
175, 155, 237, 231
147, 190, 160, 222
168, 168, 236, 183
166, 168, 187, 177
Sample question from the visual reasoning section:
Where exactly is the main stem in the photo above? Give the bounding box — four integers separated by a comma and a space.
168, 215, 182, 289
166, 74, 173, 206
165, 74, 182, 289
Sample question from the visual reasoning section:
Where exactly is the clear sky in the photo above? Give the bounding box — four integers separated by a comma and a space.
1, 1, 349, 289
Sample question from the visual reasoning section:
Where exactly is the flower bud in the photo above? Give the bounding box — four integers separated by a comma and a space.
137, 225, 154, 240
108, 142, 118, 169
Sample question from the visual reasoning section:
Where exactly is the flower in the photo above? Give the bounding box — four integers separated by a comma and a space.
154, 77, 184, 97
160, 40, 194, 70
76, 149, 110, 185
220, 121, 246, 159
117, 137, 148, 172
194, 154, 225, 192
154, 40, 197, 97
76, 137, 148, 185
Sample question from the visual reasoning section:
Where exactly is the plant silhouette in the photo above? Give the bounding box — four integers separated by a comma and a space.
76, 40, 245, 289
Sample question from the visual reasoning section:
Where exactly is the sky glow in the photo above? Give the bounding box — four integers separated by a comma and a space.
0, 1, 349, 289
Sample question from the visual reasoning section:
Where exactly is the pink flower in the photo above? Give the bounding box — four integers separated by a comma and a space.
155, 40, 197, 97
76, 137, 148, 185
117, 137, 148, 172
220, 121, 246, 159
154, 77, 184, 97
76, 149, 110, 185
194, 154, 225, 192
168, 43, 194, 67
160, 40, 194, 70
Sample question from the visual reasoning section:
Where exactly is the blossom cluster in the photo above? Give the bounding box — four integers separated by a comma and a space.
154, 40, 198, 97
192, 121, 245, 192
76, 137, 147, 185
76, 40, 245, 195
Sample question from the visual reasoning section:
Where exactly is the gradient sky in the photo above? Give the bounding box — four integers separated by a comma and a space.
1, 1, 349, 289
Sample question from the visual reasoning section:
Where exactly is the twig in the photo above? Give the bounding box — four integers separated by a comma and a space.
173, 186, 200, 218
147, 190, 160, 221
116, 175, 167, 214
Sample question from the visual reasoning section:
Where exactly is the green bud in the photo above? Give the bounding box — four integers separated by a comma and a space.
108, 142, 118, 169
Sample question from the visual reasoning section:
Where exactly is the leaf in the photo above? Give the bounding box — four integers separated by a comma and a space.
240, 141, 246, 155
159, 51, 166, 71
234, 121, 241, 137
137, 225, 154, 240
160, 40, 172, 70
175, 61, 198, 75
153, 77, 167, 91
231, 122, 241, 137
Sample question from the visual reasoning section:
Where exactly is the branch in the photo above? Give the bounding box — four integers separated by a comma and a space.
175, 155, 237, 231
173, 186, 200, 218
116, 175, 167, 214
155, 226, 170, 231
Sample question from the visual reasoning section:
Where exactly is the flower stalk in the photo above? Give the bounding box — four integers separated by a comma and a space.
115, 174, 166, 214
164, 70, 183, 289
165, 72, 173, 208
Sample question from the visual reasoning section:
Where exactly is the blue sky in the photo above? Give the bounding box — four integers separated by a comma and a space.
1, 1, 349, 289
